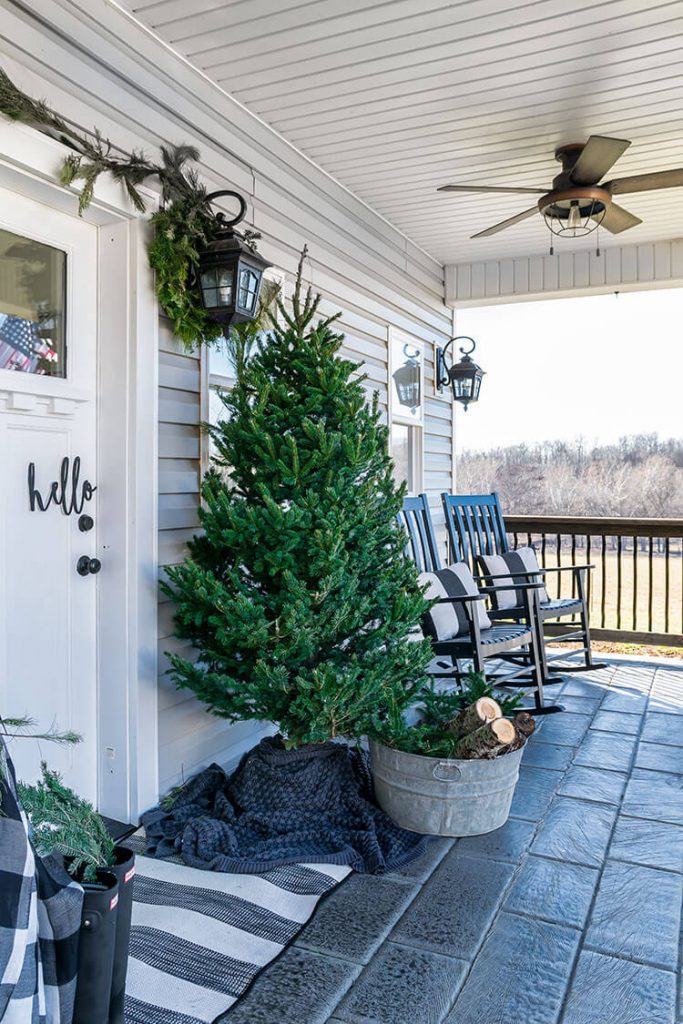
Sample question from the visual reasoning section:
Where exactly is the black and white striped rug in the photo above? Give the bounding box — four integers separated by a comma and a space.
123, 833, 350, 1024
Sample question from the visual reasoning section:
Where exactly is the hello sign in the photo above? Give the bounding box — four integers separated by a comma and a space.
28, 456, 96, 515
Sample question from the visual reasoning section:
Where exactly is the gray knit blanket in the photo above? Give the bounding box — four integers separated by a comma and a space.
142, 736, 429, 874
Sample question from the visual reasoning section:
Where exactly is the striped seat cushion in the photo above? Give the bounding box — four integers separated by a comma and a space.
478, 547, 549, 610
418, 563, 491, 640
541, 597, 582, 613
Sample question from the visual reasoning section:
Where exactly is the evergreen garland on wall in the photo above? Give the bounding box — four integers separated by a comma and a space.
0, 66, 259, 348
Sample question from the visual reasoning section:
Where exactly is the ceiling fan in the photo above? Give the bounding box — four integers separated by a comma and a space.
437, 135, 683, 241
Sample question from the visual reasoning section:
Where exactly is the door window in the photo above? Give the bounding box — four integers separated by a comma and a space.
0, 228, 66, 377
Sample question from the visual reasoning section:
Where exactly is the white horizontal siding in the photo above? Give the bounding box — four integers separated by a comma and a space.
445, 239, 683, 305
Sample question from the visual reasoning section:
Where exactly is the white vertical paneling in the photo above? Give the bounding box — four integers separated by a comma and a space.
637, 244, 654, 282
499, 259, 514, 295
528, 257, 544, 293
512, 258, 528, 295
621, 245, 638, 283
573, 251, 590, 290
589, 251, 606, 288
470, 264, 486, 300
654, 242, 673, 281
558, 253, 573, 290
543, 255, 559, 293
605, 248, 622, 285
446, 241, 683, 306
485, 261, 499, 297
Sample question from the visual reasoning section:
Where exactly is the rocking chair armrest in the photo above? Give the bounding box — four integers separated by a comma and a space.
478, 581, 546, 595
433, 594, 487, 605
473, 569, 547, 581
540, 563, 595, 573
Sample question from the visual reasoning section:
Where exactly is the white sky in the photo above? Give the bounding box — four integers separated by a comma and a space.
454, 288, 683, 454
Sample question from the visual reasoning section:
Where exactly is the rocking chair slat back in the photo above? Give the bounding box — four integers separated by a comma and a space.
398, 494, 442, 573
442, 492, 509, 570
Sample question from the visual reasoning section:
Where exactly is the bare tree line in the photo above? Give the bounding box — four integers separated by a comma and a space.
456, 434, 683, 518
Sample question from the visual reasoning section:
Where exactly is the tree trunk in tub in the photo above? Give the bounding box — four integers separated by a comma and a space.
447, 697, 501, 738
453, 718, 516, 759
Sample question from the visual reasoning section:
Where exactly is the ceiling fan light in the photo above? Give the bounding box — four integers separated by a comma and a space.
567, 200, 582, 230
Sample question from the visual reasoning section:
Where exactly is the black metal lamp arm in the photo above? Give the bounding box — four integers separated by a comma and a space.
205, 190, 248, 233
436, 335, 477, 392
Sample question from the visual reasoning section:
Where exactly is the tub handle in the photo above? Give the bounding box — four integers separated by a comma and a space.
433, 762, 462, 782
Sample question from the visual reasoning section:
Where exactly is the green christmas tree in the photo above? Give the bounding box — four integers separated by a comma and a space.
164, 252, 433, 748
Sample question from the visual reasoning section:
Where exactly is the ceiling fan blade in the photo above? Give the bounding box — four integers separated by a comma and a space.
438, 184, 546, 194
570, 135, 631, 185
594, 203, 642, 234
606, 168, 683, 195
471, 206, 538, 238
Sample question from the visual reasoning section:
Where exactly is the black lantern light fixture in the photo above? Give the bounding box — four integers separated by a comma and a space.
194, 190, 272, 334
436, 336, 485, 410
392, 343, 421, 411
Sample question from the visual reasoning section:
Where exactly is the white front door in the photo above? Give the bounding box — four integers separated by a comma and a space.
0, 186, 99, 803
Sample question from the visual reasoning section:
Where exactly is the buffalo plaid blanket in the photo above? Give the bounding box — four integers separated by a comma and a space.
0, 738, 83, 1023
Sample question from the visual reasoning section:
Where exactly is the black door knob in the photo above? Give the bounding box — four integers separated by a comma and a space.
77, 556, 102, 576
78, 514, 94, 532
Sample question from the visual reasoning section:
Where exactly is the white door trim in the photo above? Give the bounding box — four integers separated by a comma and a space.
0, 119, 159, 821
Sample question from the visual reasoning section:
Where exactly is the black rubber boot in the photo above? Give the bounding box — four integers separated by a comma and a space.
72, 870, 119, 1024
108, 846, 136, 1024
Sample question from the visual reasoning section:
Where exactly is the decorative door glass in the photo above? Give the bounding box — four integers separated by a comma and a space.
0, 228, 66, 377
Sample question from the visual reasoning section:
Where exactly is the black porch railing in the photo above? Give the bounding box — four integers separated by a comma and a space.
505, 515, 683, 647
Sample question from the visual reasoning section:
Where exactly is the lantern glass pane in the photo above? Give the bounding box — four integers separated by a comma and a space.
391, 337, 422, 421
200, 267, 233, 309
238, 268, 259, 313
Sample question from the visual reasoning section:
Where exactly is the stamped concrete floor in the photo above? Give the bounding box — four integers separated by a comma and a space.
225, 656, 683, 1024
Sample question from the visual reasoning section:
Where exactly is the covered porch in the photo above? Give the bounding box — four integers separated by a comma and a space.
231, 654, 683, 1024
1, 1, 682, 1022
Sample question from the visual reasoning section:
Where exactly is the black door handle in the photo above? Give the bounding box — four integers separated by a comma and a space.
77, 556, 102, 576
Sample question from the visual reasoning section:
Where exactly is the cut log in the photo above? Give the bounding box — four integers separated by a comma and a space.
515, 712, 536, 739
507, 711, 536, 752
447, 697, 502, 738
452, 718, 516, 759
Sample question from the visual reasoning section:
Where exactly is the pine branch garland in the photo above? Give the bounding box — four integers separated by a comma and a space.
0, 65, 264, 348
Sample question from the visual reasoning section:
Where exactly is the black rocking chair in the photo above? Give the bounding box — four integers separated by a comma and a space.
399, 494, 560, 714
441, 491, 606, 683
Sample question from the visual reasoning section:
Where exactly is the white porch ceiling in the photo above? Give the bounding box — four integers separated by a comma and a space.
123, 0, 683, 266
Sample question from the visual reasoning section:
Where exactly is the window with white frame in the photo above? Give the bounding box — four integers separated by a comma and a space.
389, 330, 424, 493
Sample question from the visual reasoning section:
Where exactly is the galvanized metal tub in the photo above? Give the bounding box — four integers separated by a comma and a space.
368, 739, 524, 837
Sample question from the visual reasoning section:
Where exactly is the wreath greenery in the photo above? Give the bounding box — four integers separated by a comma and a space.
0, 66, 260, 349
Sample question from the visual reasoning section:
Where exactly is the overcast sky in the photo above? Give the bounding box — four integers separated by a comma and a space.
453, 288, 683, 454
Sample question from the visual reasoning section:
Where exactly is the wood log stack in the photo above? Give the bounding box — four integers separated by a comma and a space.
445, 698, 535, 760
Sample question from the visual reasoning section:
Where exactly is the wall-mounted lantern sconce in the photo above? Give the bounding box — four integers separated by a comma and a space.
436, 336, 485, 410
194, 190, 272, 334
392, 343, 422, 411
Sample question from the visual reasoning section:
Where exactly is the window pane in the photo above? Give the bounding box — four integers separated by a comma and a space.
0, 229, 66, 377
391, 422, 412, 489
